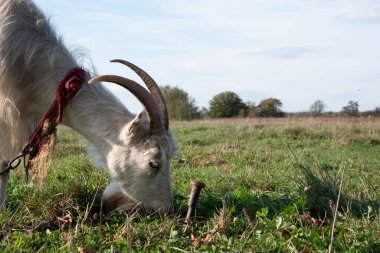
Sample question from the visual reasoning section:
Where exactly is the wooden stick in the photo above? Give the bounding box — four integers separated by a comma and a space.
186, 180, 205, 225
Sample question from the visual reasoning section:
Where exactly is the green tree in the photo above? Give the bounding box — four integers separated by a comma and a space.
257, 98, 284, 117
160, 86, 199, 120
209, 91, 247, 118
309, 100, 326, 117
341, 101, 359, 116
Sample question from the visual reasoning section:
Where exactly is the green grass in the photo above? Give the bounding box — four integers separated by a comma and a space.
1, 117, 379, 252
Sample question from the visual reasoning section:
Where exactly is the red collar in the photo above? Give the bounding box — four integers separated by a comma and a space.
1, 67, 88, 177
26, 67, 88, 169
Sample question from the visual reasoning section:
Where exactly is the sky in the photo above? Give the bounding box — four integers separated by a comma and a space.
34, 0, 380, 113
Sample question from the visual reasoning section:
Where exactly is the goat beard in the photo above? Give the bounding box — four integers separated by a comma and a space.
29, 123, 57, 187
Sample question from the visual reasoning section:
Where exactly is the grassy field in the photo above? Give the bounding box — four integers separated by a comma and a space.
0, 117, 379, 252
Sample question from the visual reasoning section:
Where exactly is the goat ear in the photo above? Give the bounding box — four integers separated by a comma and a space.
128, 112, 144, 134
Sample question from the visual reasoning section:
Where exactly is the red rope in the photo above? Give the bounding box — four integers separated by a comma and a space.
26, 67, 88, 168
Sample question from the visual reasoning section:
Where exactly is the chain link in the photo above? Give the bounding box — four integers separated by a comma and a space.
0, 144, 32, 182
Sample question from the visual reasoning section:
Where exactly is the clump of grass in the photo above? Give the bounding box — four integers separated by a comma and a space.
283, 126, 309, 139
286, 140, 379, 220
292, 159, 376, 218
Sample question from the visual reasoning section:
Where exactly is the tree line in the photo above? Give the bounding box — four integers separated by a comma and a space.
160, 86, 380, 120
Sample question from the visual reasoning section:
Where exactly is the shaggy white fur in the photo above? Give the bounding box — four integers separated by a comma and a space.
0, 0, 176, 213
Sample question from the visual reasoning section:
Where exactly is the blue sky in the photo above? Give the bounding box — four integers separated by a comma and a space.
34, 0, 380, 112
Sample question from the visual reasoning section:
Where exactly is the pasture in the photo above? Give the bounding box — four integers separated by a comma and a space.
0, 117, 379, 252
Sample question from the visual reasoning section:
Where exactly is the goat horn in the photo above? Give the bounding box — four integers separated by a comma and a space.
88, 75, 164, 134
110, 59, 169, 130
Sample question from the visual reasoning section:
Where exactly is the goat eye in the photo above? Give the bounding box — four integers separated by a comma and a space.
149, 161, 160, 171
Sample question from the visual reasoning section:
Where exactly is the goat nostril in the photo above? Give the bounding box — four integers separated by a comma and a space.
149, 161, 160, 170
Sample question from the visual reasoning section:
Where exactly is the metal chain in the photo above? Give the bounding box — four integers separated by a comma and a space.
0, 144, 32, 182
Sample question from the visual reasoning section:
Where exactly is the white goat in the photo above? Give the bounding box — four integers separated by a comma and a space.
0, 0, 176, 213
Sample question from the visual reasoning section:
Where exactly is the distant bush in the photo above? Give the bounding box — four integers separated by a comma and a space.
257, 98, 284, 117
361, 107, 380, 117
246, 101, 259, 117
341, 101, 359, 117
209, 91, 248, 118
309, 100, 327, 117
160, 86, 199, 120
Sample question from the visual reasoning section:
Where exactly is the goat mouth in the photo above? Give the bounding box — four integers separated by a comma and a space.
101, 192, 137, 213
102, 195, 172, 215
101, 185, 174, 214
144, 203, 173, 215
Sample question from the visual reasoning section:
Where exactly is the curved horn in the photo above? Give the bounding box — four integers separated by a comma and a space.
88, 75, 164, 134
111, 59, 169, 130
